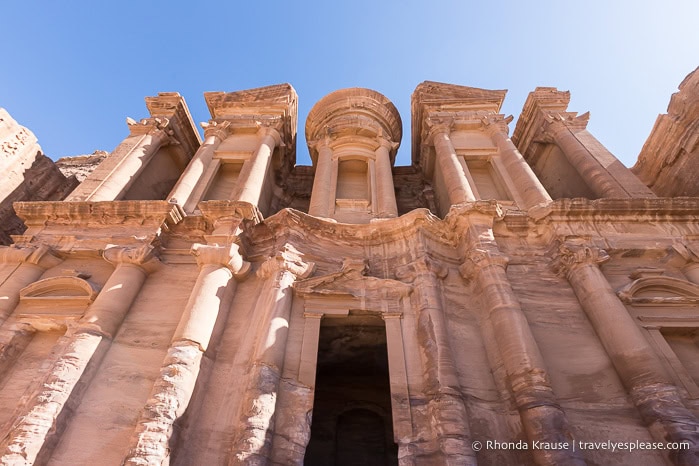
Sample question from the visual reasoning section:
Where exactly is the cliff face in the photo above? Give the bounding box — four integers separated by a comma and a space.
632, 68, 699, 196
56, 151, 108, 182
0, 109, 79, 244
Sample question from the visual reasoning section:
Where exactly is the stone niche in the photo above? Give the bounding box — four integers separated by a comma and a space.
305, 88, 402, 224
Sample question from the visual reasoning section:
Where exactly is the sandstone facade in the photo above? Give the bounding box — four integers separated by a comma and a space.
0, 74, 698, 466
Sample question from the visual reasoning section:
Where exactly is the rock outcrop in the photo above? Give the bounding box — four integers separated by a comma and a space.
0, 109, 78, 244
632, 67, 699, 196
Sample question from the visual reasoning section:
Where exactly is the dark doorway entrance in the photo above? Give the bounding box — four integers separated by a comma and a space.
304, 313, 398, 465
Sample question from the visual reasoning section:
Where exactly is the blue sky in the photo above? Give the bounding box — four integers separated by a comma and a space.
2, 1, 697, 167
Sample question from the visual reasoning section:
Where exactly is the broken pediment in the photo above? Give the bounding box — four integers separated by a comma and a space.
294, 259, 411, 302
16, 275, 101, 330
617, 276, 699, 306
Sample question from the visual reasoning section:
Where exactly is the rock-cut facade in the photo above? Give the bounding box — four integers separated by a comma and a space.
0, 70, 698, 465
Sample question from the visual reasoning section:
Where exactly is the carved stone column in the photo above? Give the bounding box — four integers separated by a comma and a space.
124, 242, 249, 466
88, 118, 173, 201
481, 115, 551, 208
553, 243, 699, 465
0, 244, 159, 465
0, 245, 62, 327
235, 126, 281, 207
428, 122, 476, 205
396, 257, 476, 465
461, 247, 586, 466
539, 118, 628, 198
232, 247, 313, 465
308, 138, 334, 218
168, 120, 232, 212
375, 137, 399, 218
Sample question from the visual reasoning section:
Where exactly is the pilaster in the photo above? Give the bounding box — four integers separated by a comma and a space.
459, 235, 585, 466
0, 244, 62, 326
552, 241, 699, 464
125, 241, 249, 466
396, 255, 476, 464
0, 244, 159, 465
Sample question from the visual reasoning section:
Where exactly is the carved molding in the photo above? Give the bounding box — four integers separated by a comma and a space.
191, 242, 250, 278
201, 120, 233, 141
459, 247, 509, 281
395, 255, 448, 282
480, 114, 513, 136
551, 242, 610, 277
126, 116, 175, 143
257, 245, 315, 280
535, 113, 589, 144
0, 244, 62, 269
618, 276, 699, 306
103, 244, 160, 273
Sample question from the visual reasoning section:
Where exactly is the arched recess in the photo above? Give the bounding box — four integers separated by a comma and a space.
16, 276, 100, 328
618, 274, 699, 398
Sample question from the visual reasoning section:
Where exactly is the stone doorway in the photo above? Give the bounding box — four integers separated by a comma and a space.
304, 313, 398, 465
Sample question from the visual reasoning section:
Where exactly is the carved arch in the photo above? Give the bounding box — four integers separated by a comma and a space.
617, 276, 699, 306
19, 276, 100, 305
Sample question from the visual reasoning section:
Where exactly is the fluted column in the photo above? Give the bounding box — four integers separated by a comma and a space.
235, 126, 281, 207
375, 137, 399, 217
232, 247, 313, 465
169, 120, 232, 212
461, 247, 586, 466
308, 138, 334, 218
88, 118, 172, 201
0, 244, 159, 465
482, 116, 551, 208
124, 242, 249, 466
428, 122, 476, 205
396, 257, 476, 465
540, 119, 628, 198
553, 243, 699, 465
0, 245, 62, 327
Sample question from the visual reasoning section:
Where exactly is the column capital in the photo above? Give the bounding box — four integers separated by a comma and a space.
459, 247, 509, 281
126, 116, 175, 143
103, 244, 161, 274
257, 245, 315, 280
395, 256, 448, 282
535, 113, 589, 143
376, 135, 399, 151
257, 124, 282, 147
191, 242, 250, 278
382, 312, 403, 320
480, 114, 513, 137
425, 117, 454, 140
0, 244, 62, 269
201, 120, 232, 141
551, 242, 609, 276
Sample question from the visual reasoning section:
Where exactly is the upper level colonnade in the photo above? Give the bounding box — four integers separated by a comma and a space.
61, 82, 657, 224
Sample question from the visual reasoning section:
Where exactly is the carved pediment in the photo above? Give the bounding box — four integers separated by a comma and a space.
618, 276, 699, 306
294, 259, 411, 301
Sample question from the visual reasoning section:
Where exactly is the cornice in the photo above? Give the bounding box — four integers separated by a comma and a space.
247, 207, 455, 248
528, 198, 699, 223
411, 81, 506, 166
14, 201, 184, 228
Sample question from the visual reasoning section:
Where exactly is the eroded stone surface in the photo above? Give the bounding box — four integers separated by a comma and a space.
0, 109, 78, 244
0, 74, 698, 466
633, 67, 699, 197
